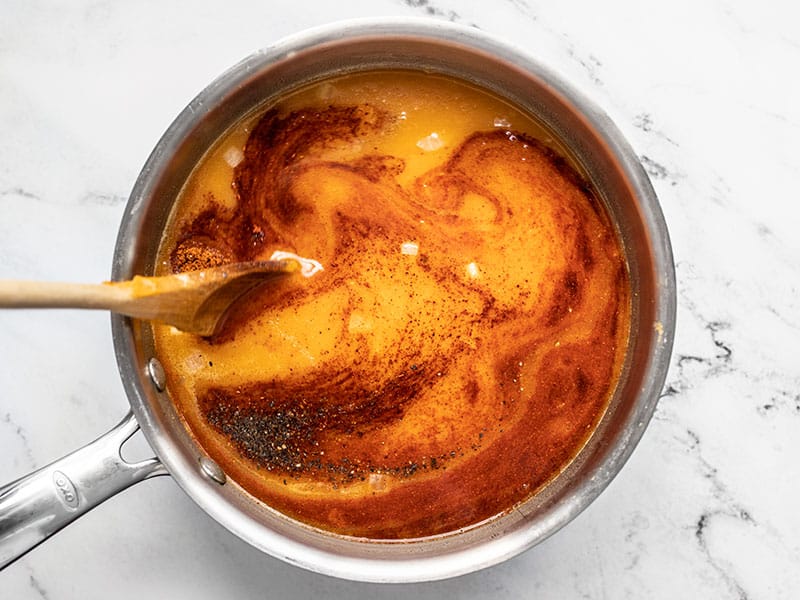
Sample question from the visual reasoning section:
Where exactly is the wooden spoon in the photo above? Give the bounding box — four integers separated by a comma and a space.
0, 258, 317, 336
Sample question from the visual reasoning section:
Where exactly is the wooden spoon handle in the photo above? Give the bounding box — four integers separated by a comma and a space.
0, 280, 132, 310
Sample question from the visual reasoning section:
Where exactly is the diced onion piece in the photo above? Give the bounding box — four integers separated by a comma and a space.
368, 473, 388, 491
416, 132, 444, 152
184, 352, 206, 373
223, 146, 244, 168
317, 83, 336, 100
466, 262, 480, 279
348, 312, 373, 334
401, 241, 419, 256
269, 250, 324, 278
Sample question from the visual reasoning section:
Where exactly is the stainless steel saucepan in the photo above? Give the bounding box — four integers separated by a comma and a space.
0, 18, 675, 582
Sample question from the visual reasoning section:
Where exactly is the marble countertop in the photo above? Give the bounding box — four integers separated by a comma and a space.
2, 1, 798, 598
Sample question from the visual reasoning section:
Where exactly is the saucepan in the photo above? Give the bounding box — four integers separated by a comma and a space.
0, 18, 675, 582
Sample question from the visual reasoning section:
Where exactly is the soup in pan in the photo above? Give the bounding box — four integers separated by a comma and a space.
152, 71, 630, 539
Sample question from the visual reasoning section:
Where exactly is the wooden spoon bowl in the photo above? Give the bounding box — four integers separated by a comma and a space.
0, 257, 319, 336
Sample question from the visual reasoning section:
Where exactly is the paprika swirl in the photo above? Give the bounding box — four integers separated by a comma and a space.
152, 71, 630, 539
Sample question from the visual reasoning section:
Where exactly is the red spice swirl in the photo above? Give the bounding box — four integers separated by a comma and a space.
164, 102, 629, 538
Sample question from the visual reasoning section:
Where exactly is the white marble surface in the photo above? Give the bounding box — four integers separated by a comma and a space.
2, 0, 799, 597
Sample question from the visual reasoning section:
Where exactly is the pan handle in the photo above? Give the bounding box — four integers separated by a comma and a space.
0, 411, 167, 569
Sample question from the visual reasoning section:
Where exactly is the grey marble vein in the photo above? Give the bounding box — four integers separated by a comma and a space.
0, 187, 40, 201
1, 412, 37, 471
565, 44, 603, 86
77, 191, 127, 207
632, 112, 679, 146
27, 572, 50, 600
695, 510, 752, 600
398, 0, 459, 21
